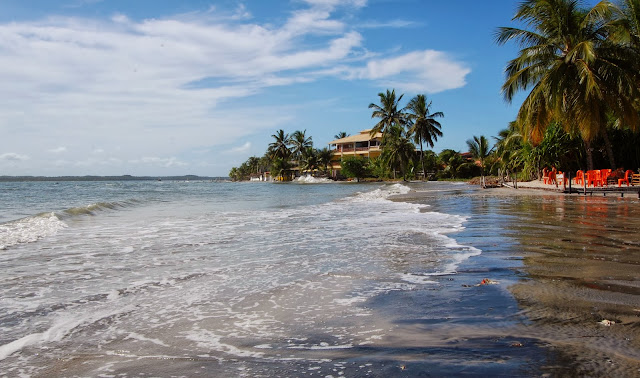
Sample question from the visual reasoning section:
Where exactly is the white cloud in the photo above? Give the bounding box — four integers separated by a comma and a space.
226, 142, 252, 155
48, 146, 68, 153
231, 4, 252, 20
136, 157, 188, 168
349, 50, 470, 93
0, 152, 29, 161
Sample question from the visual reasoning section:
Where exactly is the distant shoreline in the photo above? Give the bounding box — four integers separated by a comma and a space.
0, 175, 228, 182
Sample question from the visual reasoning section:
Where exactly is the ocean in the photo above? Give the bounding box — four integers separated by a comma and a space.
0, 179, 484, 376
3, 179, 639, 376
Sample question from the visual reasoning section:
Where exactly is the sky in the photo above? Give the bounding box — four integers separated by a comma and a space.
0, 0, 561, 177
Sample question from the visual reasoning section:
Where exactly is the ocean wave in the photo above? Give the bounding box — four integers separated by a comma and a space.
0, 200, 139, 250
0, 213, 67, 250
59, 200, 139, 218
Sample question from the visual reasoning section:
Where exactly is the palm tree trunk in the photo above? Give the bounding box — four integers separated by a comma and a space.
419, 140, 425, 181
585, 140, 594, 171
602, 129, 616, 170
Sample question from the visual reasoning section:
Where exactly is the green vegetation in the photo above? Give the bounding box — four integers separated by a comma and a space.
496, 0, 640, 172
340, 156, 369, 182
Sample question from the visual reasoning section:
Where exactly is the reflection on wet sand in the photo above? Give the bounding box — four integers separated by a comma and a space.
397, 185, 640, 376
506, 194, 640, 376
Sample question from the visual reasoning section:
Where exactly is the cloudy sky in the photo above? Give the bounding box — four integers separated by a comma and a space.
1, 0, 538, 177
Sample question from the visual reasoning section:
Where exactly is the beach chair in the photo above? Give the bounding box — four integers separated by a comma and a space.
618, 170, 634, 187
574, 170, 584, 185
632, 173, 640, 186
586, 170, 602, 187
600, 169, 612, 186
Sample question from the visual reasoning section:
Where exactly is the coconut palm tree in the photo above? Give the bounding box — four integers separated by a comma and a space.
290, 130, 313, 164
406, 94, 444, 180
381, 125, 415, 180
300, 147, 318, 175
467, 135, 494, 187
496, 0, 640, 170
268, 130, 292, 160
317, 147, 333, 174
333, 131, 349, 140
368, 89, 408, 138
611, 0, 640, 50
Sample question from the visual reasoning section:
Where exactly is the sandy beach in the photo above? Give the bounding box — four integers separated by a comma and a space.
394, 181, 640, 376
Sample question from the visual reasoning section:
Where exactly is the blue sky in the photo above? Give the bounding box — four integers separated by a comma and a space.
0, 0, 587, 177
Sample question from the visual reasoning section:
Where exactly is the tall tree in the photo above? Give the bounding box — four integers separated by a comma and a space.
381, 125, 415, 181
467, 135, 494, 187
290, 130, 313, 164
317, 147, 333, 174
496, 0, 640, 170
300, 147, 318, 175
406, 94, 444, 180
368, 89, 408, 138
268, 129, 292, 160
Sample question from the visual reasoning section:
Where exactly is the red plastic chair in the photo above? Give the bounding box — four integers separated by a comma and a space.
586, 170, 601, 187
574, 170, 584, 185
600, 169, 612, 186
618, 170, 634, 187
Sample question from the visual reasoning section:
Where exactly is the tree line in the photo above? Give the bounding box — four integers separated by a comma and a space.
229, 90, 497, 182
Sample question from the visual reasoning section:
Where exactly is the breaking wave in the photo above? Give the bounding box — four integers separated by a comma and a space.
0, 201, 138, 250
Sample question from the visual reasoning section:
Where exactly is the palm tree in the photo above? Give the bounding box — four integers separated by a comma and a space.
317, 147, 333, 174
494, 122, 524, 179
368, 89, 408, 138
406, 94, 444, 179
496, 0, 640, 170
300, 147, 318, 175
467, 135, 493, 187
290, 130, 313, 164
381, 125, 415, 180
611, 0, 640, 50
333, 131, 349, 140
271, 157, 292, 181
268, 130, 292, 160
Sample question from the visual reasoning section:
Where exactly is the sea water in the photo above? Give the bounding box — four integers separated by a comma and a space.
0, 180, 479, 376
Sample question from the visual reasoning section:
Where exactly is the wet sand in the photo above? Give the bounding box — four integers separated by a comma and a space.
394, 183, 640, 376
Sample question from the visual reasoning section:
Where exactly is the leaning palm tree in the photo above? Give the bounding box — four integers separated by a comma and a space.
467, 135, 494, 187
290, 130, 313, 164
368, 89, 408, 138
496, 0, 640, 170
268, 129, 292, 160
406, 94, 444, 180
381, 125, 415, 181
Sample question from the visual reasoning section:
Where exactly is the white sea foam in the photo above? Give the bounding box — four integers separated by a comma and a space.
0, 181, 482, 375
293, 175, 334, 184
0, 305, 133, 361
0, 213, 67, 250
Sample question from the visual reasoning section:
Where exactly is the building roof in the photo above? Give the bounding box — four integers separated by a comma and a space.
328, 129, 383, 145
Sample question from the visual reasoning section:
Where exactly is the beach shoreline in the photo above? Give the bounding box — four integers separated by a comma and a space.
392, 182, 640, 376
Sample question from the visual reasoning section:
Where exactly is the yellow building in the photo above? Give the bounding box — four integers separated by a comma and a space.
328, 129, 383, 177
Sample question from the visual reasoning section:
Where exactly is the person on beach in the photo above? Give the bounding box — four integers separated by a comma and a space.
542, 166, 549, 181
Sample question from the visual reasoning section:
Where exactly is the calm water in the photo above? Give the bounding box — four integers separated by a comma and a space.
0, 180, 484, 376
